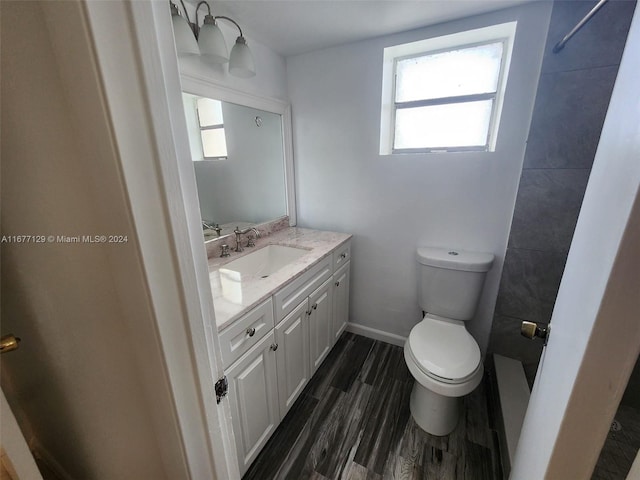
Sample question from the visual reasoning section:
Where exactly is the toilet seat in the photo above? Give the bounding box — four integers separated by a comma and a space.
407, 314, 481, 383
404, 342, 483, 398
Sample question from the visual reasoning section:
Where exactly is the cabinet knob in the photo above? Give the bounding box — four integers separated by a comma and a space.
335, 281, 340, 287
246, 327, 256, 337
340, 252, 347, 259
270, 343, 278, 351
306, 310, 312, 316
312, 303, 318, 310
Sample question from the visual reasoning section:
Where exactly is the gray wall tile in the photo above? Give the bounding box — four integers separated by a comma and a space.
488, 1, 635, 391
541, 0, 636, 74
524, 67, 618, 169
495, 248, 567, 324
509, 169, 591, 252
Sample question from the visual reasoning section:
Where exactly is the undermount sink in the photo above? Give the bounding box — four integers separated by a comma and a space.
220, 244, 308, 279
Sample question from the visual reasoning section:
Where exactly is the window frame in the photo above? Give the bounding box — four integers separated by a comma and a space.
391, 39, 508, 153
379, 22, 517, 156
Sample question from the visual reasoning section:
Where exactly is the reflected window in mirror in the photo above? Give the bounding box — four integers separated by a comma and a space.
196, 97, 228, 160
182, 93, 229, 161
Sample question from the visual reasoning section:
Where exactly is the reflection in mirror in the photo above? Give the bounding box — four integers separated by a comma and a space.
182, 93, 287, 241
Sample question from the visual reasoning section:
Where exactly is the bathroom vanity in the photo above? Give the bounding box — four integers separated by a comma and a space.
180, 74, 341, 473
208, 227, 351, 474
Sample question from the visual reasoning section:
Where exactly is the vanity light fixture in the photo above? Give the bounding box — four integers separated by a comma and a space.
170, 0, 256, 78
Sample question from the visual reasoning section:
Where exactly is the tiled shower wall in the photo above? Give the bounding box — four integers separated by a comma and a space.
488, 0, 636, 386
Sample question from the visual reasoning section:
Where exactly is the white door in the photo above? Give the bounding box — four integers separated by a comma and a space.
226, 333, 280, 476
309, 279, 334, 373
511, 9, 640, 479
275, 299, 310, 417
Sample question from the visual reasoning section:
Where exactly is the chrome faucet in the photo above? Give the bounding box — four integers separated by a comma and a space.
234, 226, 260, 252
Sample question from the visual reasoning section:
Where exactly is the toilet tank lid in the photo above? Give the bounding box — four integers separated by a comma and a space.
417, 247, 494, 272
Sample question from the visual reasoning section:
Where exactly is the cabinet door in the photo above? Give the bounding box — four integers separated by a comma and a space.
275, 299, 310, 418
226, 332, 280, 476
308, 278, 333, 373
332, 261, 350, 344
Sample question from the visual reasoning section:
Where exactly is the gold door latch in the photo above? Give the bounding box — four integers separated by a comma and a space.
0, 334, 21, 354
521, 321, 550, 344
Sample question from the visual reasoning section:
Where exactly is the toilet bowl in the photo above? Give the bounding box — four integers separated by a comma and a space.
404, 313, 483, 435
405, 247, 493, 436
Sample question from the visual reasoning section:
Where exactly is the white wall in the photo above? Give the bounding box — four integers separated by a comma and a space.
286, 2, 552, 351
178, 4, 288, 101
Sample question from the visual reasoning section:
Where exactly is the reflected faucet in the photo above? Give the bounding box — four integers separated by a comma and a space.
202, 221, 222, 236
234, 226, 260, 252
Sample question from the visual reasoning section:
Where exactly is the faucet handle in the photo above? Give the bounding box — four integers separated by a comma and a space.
234, 228, 244, 253
246, 235, 255, 247
220, 244, 230, 257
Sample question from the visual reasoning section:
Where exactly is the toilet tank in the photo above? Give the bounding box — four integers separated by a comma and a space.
417, 247, 494, 321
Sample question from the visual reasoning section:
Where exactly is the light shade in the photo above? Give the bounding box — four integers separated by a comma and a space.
172, 11, 199, 57
229, 36, 255, 78
199, 15, 229, 64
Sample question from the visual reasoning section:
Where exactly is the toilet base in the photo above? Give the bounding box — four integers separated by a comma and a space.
409, 381, 461, 436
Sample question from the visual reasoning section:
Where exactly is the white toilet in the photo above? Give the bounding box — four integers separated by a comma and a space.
404, 247, 494, 436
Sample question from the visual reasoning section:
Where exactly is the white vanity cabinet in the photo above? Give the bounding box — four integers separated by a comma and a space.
332, 262, 350, 342
308, 278, 334, 373
274, 298, 310, 417
226, 331, 280, 474
272, 255, 332, 417
331, 241, 351, 342
219, 298, 274, 368
219, 237, 351, 475
274, 266, 335, 417
273, 256, 332, 322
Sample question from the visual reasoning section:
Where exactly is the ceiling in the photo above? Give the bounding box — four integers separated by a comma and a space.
193, 0, 536, 57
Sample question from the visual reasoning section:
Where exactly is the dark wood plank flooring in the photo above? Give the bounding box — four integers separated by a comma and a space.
244, 333, 502, 480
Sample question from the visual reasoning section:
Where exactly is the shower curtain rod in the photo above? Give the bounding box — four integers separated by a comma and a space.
553, 0, 609, 53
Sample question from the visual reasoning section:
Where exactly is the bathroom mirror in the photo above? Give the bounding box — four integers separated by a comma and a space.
180, 74, 296, 241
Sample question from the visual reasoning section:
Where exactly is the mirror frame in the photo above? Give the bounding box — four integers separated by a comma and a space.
180, 72, 297, 231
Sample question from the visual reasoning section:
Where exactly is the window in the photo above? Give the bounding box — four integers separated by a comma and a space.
196, 97, 228, 159
380, 22, 517, 154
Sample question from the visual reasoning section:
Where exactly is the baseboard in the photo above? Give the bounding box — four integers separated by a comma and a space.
492, 354, 531, 478
345, 322, 407, 347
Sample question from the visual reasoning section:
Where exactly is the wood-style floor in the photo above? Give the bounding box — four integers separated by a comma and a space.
243, 333, 502, 480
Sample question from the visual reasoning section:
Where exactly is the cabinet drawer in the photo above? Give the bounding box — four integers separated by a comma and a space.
273, 255, 332, 322
333, 241, 351, 270
219, 298, 274, 368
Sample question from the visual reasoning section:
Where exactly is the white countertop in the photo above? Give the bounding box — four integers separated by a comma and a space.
208, 227, 351, 331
